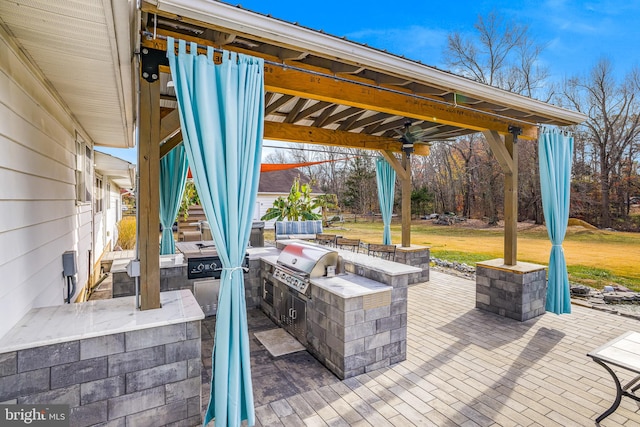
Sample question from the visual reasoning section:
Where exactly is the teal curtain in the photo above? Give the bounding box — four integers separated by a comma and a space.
539, 127, 573, 315
375, 157, 396, 245
167, 38, 263, 426
159, 143, 188, 255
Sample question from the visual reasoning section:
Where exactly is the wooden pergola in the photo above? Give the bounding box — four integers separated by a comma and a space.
135, 0, 585, 310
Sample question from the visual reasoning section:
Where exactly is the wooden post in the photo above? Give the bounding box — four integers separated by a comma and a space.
504, 133, 518, 265
138, 78, 161, 310
483, 130, 518, 266
401, 150, 412, 247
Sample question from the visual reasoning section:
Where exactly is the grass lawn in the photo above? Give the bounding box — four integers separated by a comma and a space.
304, 219, 640, 291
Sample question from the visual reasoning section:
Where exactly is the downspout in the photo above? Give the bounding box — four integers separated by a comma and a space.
133, 6, 142, 310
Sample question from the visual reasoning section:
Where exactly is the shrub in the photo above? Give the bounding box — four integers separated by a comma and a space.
116, 217, 136, 250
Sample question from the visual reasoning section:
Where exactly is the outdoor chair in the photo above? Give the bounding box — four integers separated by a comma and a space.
315, 233, 337, 247
336, 237, 361, 253
367, 243, 397, 261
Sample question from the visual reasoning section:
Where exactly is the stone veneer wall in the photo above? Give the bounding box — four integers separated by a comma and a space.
306, 283, 407, 379
476, 262, 547, 321
0, 321, 202, 427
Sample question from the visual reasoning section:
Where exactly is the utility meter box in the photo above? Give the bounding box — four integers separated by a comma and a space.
62, 251, 77, 276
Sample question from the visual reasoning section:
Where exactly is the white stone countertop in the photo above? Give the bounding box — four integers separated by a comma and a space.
253, 245, 392, 298
0, 290, 204, 353
337, 248, 422, 276
274, 240, 421, 276
311, 273, 392, 298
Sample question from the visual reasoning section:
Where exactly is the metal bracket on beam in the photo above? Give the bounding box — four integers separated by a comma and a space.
141, 47, 169, 83
508, 125, 522, 143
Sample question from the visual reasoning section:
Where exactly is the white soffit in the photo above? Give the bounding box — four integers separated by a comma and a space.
95, 151, 135, 189
0, 0, 135, 148
155, 0, 587, 125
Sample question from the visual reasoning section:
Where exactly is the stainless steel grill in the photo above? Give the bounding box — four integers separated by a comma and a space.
272, 242, 339, 293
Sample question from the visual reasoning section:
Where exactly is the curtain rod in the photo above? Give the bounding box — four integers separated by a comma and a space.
142, 31, 541, 128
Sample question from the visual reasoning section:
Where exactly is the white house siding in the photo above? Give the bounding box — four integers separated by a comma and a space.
94, 181, 123, 263
255, 193, 322, 230
0, 31, 93, 338
255, 193, 287, 229
105, 184, 122, 250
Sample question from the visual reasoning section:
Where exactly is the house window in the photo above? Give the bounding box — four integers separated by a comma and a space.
106, 183, 111, 209
75, 136, 92, 204
95, 175, 103, 213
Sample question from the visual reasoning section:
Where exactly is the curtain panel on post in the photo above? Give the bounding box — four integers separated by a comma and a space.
167, 37, 264, 426
375, 157, 396, 245
539, 127, 573, 315
159, 143, 188, 255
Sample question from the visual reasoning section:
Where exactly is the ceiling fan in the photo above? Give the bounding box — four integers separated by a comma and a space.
394, 121, 442, 156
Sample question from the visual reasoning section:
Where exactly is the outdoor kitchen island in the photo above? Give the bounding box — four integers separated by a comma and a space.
258, 240, 421, 379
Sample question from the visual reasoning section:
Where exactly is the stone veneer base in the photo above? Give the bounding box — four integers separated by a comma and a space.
395, 245, 430, 283
0, 291, 204, 427
260, 243, 412, 380
476, 259, 547, 322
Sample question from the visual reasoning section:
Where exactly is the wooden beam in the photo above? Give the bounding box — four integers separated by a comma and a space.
265, 94, 294, 115
159, 132, 183, 159
483, 130, 518, 264
291, 101, 332, 123
337, 111, 366, 131
379, 150, 409, 181
138, 78, 161, 310
159, 120, 431, 159
401, 151, 412, 247
263, 121, 431, 156
148, 36, 537, 139
284, 98, 307, 123
482, 130, 513, 174
262, 64, 537, 139
504, 133, 518, 265
312, 104, 338, 127
160, 109, 180, 141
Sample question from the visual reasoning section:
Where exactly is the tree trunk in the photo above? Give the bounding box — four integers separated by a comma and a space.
600, 148, 611, 228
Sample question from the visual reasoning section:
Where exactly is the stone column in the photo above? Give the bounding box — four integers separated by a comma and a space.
395, 245, 430, 283
476, 259, 547, 321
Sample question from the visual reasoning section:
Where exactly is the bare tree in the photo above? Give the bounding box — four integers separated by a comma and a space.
443, 134, 484, 218
563, 60, 640, 228
444, 11, 550, 99
440, 11, 551, 225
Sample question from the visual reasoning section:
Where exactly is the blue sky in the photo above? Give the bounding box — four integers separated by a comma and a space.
97, 0, 639, 164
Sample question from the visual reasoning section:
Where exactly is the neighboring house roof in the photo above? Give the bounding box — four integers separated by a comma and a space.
258, 168, 311, 194
94, 151, 135, 190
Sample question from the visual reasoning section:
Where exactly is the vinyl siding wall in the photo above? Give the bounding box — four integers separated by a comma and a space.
255, 193, 322, 230
94, 180, 123, 261
0, 31, 93, 338
255, 193, 288, 230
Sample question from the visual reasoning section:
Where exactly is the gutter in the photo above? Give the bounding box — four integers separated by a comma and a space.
155, 0, 587, 125
105, 0, 136, 148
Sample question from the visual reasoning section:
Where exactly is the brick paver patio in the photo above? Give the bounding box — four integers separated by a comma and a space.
202, 271, 640, 426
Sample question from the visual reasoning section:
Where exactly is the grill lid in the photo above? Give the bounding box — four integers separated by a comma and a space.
277, 242, 339, 278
